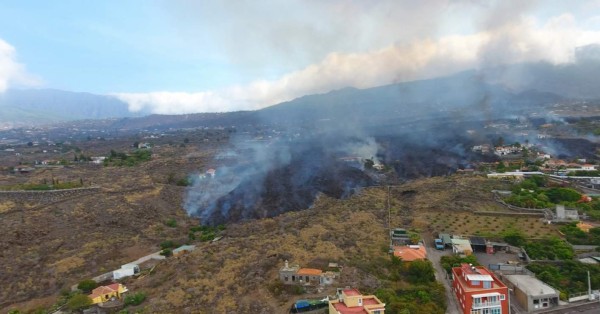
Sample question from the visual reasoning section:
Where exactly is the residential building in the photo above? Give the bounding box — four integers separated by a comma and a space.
89, 283, 128, 304
452, 264, 509, 314
113, 263, 140, 280
329, 288, 385, 314
502, 274, 559, 312
393, 245, 427, 262
279, 260, 338, 286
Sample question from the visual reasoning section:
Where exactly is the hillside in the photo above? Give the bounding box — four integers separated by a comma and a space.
0, 89, 142, 127
1, 168, 521, 313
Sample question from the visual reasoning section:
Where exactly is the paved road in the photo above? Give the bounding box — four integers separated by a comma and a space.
423, 234, 460, 314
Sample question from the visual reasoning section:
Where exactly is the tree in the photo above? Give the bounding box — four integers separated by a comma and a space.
77, 279, 97, 293
67, 294, 92, 311
407, 260, 435, 284
496, 136, 505, 147
364, 159, 374, 170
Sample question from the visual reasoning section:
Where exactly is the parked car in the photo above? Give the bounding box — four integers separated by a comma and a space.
434, 238, 444, 250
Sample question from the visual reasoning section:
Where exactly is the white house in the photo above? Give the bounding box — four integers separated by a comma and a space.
113, 263, 140, 280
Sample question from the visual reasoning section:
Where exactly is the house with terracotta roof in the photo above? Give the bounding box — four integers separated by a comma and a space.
328, 288, 385, 314
393, 245, 427, 262
89, 283, 128, 304
279, 260, 338, 286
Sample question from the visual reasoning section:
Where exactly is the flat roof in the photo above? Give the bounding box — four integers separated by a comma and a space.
343, 289, 361, 296
470, 236, 487, 246
504, 275, 558, 296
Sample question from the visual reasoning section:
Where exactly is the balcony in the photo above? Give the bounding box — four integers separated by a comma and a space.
472, 301, 501, 308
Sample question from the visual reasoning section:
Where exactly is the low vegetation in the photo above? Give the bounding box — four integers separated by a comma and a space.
374, 257, 446, 314
560, 222, 600, 245
524, 237, 574, 260
104, 149, 152, 167
0, 179, 83, 191
439, 255, 479, 274
503, 175, 600, 220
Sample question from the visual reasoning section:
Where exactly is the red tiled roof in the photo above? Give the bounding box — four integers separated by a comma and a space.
393, 245, 427, 261
89, 284, 120, 299
297, 268, 322, 276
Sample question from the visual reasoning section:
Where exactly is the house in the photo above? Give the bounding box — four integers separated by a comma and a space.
206, 169, 216, 178
89, 283, 128, 304
554, 205, 579, 221
13, 165, 35, 174
451, 238, 473, 256
577, 222, 594, 233
329, 288, 385, 314
113, 263, 140, 280
393, 245, 427, 262
90, 156, 106, 164
452, 264, 509, 314
502, 274, 559, 312
279, 260, 338, 286
173, 245, 196, 257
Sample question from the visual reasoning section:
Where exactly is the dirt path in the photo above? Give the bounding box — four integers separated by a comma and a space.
423, 233, 460, 314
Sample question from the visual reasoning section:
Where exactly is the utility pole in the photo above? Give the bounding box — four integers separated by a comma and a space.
588, 270, 592, 301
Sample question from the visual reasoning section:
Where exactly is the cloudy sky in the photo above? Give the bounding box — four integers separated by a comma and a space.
2, 0, 600, 114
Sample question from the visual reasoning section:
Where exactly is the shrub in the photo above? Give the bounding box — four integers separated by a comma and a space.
77, 279, 97, 293
66, 294, 92, 310
124, 292, 147, 306
160, 248, 173, 257
160, 240, 176, 249
165, 219, 177, 228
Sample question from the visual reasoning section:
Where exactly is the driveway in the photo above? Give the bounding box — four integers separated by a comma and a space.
423, 234, 460, 314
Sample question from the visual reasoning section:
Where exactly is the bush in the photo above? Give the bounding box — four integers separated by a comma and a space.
66, 294, 92, 311
165, 219, 177, 228
124, 292, 147, 306
160, 248, 172, 257
160, 240, 176, 249
77, 279, 97, 293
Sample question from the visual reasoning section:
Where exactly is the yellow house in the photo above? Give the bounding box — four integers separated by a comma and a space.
329, 288, 385, 314
89, 283, 128, 304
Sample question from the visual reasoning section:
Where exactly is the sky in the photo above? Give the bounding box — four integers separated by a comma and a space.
2, 0, 600, 114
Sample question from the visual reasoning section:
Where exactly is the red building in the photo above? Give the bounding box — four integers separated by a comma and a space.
452, 264, 508, 314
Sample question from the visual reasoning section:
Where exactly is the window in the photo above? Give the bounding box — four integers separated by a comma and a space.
305, 276, 309, 282
471, 280, 480, 286
358, 298, 363, 306
284, 276, 288, 282
292, 275, 295, 281
483, 281, 492, 289
500, 294, 505, 301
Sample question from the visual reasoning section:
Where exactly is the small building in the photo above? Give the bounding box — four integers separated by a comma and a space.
329, 288, 385, 314
113, 263, 140, 280
393, 245, 427, 262
206, 169, 216, 178
173, 245, 196, 257
296, 268, 323, 285
577, 222, 594, 233
502, 274, 559, 312
452, 264, 509, 314
89, 283, 128, 304
390, 228, 411, 245
439, 233, 453, 247
279, 260, 338, 286
469, 237, 487, 253
452, 238, 473, 256
555, 205, 579, 221
90, 156, 107, 164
